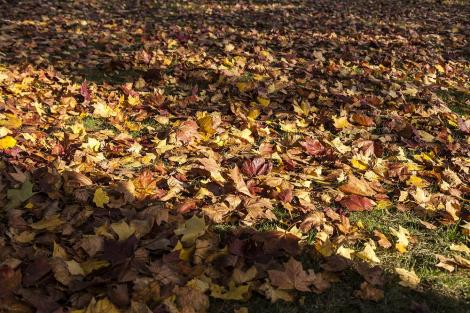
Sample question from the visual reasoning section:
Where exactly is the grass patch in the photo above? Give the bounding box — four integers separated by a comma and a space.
436, 88, 469, 116
349, 208, 470, 300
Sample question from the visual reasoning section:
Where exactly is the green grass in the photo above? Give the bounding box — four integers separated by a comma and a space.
209, 208, 470, 312
436, 88, 469, 116
349, 209, 470, 299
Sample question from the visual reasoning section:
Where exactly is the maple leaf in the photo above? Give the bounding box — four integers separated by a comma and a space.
229, 165, 253, 197
389, 226, 411, 253
354, 281, 384, 302
395, 267, 420, 289
241, 157, 272, 177
93, 187, 110, 208
84, 297, 120, 313
300, 137, 327, 156
0, 135, 17, 149
210, 282, 251, 301
259, 282, 294, 303
174, 215, 206, 246
6, 179, 34, 210
111, 220, 136, 241
0, 113, 22, 129
357, 241, 380, 263
80, 80, 92, 101
339, 174, 376, 197
268, 257, 315, 292
176, 120, 201, 144
197, 157, 226, 184
351, 113, 375, 126
339, 195, 375, 211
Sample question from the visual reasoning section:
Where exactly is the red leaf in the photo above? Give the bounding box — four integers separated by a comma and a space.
277, 188, 294, 203
80, 80, 91, 101
177, 200, 197, 213
339, 195, 375, 211
300, 137, 326, 156
241, 157, 272, 177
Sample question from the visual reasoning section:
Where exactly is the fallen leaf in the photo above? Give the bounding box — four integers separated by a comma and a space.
268, 257, 315, 292
229, 165, 253, 197
6, 179, 34, 210
174, 215, 206, 246
339, 174, 376, 197
395, 267, 420, 289
339, 195, 375, 211
241, 157, 272, 177
0, 135, 17, 149
93, 188, 110, 208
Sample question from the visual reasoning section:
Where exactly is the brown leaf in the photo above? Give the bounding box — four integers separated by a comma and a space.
268, 257, 315, 292
23, 257, 51, 287
229, 165, 253, 197
373, 230, 392, 249
354, 281, 384, 302
339, 174, 376, 197
339, 195, 375, 211
0, 265, 22, 297
351, 113, 375, 126
176, 120, 201, 144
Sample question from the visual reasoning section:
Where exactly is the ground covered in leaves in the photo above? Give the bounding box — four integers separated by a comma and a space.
0, 0, 469, 312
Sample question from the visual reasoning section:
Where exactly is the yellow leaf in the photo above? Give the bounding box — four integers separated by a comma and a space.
247, 107, 260, 120
257, 96, 270, 107
30, 214, 64, 231
406, 176, 429, 188
82, 137, 101, 152
93, 188, 109, 208
0, 126, 11, 138
0, 136, 17, 149
210, 282, 250, 301
110, 220, 135, 241
232, 266, 258, 284
315, 236, 334, 257
333, 116, 351, 129
236, 82, 253, 93
197, 115, 215, 135
450, 243, 470, 256
0, 113, 22, 129
232, 128, 254, 144
351, 158, 368, 170
389, 226, 410, 253
395, 268, 420, 289
174, 215, 206, 246
81, 259, 110, 275
336, 245, 355, 259
65, 260, 85, 276
53, 241, 68, 258
62, 96, 78, 109
435, 64, 445, 74
84, 297, 120, 313
375, 199, 393, 210
357, 241, 380, 263
128, 95, 140, 106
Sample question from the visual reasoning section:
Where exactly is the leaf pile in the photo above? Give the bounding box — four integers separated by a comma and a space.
0, 0, 469, 312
